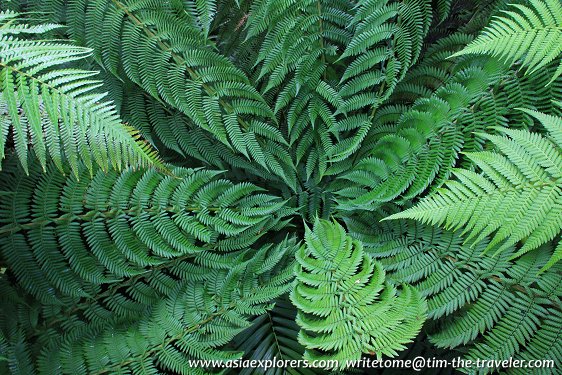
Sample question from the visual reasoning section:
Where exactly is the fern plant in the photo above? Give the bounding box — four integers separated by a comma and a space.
1, 0, 562, 374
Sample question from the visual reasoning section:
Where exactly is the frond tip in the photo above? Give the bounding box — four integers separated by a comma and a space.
291, 219, 427, 368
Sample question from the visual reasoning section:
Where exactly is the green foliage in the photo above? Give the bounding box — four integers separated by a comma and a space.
67, 0, 297, 189
452, 0, 562, 83
331, 56, 504, 210
291, 219, 427, 367
348, 215, 562, 374
0, 153, 297, 372
0, 156, 293, 303
0, 11, 161, 177
387, 109, 562, 271
1, 0, 562, 373
230, 298, 315, 375
1, 237, 297, 374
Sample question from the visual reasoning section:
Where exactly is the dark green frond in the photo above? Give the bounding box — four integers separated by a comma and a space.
0, 156, 294, 303
230, 298, 315, 375
62, 0, 297, 189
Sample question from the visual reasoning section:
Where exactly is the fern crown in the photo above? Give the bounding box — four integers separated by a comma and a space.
1, 0, 562, 373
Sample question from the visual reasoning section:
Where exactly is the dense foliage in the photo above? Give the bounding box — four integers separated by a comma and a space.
0, 0, 561, 374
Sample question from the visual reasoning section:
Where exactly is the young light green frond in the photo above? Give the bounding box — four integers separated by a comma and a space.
451, 0, 562, 83
0, 12, 162, 177
291, 219, 426, 368
386, 110, 562, 271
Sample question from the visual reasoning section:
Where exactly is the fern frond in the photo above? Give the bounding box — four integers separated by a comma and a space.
452, 0, 562, 83
386, 109, 562, 271
62, 0, 296, 189
0, 11, 161, 177
291, 219, 426, 368
0, 156, 294, 302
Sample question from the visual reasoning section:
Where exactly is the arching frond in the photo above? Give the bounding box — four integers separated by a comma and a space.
0, 156, 294, 303
386, 109, 562, 271
0, 11, 161, 177
452, 0, 562, 83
